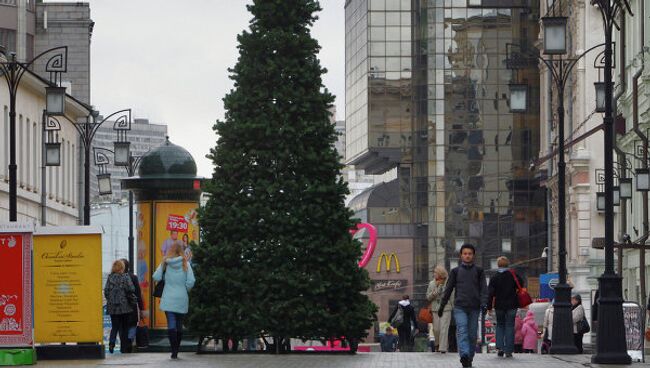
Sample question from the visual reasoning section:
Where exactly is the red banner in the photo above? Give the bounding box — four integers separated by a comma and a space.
0, 230, 32, 347
166, 214, 188, 233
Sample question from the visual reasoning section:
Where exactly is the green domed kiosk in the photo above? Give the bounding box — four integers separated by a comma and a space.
122, 137, 203, 351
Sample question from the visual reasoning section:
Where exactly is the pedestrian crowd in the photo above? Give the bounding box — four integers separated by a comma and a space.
105, 239, 195, 359
383, 243, 589, 368
105, 239, 590, 363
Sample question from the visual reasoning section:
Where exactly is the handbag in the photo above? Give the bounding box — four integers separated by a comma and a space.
152, 264, 166, 298
136, 325, 149, 348
418, 306, 433, 324
645, 327, 650, 341
509, 269, 532, 308
577, 316, 591, 334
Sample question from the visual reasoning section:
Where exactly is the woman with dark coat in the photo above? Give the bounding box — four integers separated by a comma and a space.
388, 295, 419, 352
487, 256, 525, 358
121, 258, 144, 352
104, 260, 135, 353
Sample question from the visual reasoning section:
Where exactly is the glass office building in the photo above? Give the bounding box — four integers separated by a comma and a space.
346, 0, 547, 315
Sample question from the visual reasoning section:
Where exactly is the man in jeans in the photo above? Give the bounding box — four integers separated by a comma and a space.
439, 244, 488, 368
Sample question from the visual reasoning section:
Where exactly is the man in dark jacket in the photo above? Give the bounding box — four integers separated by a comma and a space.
389, 295, 418, 352
487, 256, 524, 358
439, 244, 488, 367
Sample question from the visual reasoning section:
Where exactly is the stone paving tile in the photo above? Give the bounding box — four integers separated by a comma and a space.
36, 352, 646, 368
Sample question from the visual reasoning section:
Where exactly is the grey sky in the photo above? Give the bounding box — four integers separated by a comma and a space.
50, 0, 345, 177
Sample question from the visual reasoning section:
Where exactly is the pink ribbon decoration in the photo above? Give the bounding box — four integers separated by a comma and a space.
350, 222, 377, 268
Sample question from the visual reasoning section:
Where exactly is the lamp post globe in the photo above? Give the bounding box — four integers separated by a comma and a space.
542, 16, 568, 55
45, 86, 66, 116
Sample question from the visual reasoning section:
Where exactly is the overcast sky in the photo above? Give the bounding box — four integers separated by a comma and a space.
49, 0, 345, 177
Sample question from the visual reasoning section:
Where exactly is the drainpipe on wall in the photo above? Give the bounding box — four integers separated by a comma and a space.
547, 69, 554, 273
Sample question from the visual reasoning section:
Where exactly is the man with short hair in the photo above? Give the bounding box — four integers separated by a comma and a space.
439, 244, 488, 367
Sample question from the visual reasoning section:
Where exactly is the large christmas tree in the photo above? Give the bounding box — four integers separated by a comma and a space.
188, 0, 376, 352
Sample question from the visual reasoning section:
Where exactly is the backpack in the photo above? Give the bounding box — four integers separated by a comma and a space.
392, 305, 404, 327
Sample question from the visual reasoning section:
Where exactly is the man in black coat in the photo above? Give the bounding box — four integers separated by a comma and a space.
389, 295, 418, 352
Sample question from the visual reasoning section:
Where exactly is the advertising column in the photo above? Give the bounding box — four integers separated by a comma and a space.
0, 223, 34, 365
152, 202, 199, 329
136, 202, 153, 327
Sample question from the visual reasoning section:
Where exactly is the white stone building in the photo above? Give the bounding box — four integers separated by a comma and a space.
0, 64, 89, 225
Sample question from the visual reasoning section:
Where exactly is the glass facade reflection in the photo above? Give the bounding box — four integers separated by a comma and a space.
416, 1, 546, 278
345, 0, 547, 322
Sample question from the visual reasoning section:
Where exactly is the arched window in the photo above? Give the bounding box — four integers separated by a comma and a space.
72, 143, 76, 207
26, 118, 31, 189
59, 138, 64, 201
19, 114, 23, 186
33, 122, 38, 192
2, 106, 7, 179
66, 140, 71, 204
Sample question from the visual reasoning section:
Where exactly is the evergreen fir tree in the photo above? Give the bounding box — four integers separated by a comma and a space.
188, 0, 376, 352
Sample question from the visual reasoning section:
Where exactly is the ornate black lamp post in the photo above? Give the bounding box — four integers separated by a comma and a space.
0, 47, 68, 221
592, 0, 632, 363
68, 109, 132, 225
93, 144, 142, 267
506, 25, 606, 354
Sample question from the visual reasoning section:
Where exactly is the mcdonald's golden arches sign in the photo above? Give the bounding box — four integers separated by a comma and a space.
376, 252, 400, 273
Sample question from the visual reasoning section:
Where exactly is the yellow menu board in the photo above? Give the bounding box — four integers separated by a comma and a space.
33, 227, 103, 343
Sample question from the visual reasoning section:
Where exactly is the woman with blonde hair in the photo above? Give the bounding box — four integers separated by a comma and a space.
487, 256, 525, 358
104, 259, 135, 353
153, 240, 196, 359
426, 265, 453, 353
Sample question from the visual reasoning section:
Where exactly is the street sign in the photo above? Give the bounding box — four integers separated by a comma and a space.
540, 273, 559, 299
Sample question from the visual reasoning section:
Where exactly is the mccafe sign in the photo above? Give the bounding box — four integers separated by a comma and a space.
371, 279, 408, 292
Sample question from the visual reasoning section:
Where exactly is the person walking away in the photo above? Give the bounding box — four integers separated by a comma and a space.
389, 295, 418, 352
571, 294, 586, 353
153, 241, 196, 359
487, 256, 524, 358
541, 302, 554, 354
514, 313, 524, 353
427, 265, 454, 353
438, 244, 488, 368
380, 326, 399, 352
521, 310, 538, 353
120, 258, 144, 352
104, 260, 135, 354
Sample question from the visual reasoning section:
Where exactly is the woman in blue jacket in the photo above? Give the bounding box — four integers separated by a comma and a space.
153, 240, 196, 359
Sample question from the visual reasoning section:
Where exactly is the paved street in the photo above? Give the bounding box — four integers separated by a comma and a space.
36, 353, 646, 368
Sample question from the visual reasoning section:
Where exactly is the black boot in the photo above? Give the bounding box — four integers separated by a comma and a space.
168, 329, 178, 359
176, 330, 183, 354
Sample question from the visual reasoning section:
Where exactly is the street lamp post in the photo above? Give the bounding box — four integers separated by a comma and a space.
592, 0, 632, 363
0, 47, 68, 221
507, 34, 606, 354
40, 114, 63, 225
67, 109, 132, 225
93, 145, 141, 267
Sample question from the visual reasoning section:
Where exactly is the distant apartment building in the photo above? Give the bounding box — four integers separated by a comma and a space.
0, 0, 92, 224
